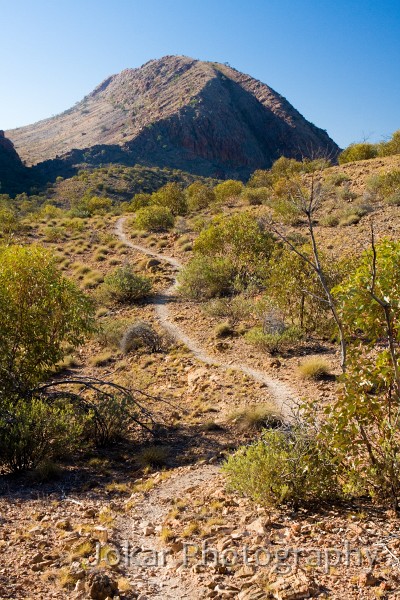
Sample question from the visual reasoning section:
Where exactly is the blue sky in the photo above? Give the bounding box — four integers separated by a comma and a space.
2, 0, 399, 148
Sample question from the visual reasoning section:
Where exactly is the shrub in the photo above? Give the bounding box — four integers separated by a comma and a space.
0, 398, 85, 472
136, 445, 170, 468
84, 394, 136, 446
204, 295, 252, 323
298, 357, 331, 380
386, 191, 400, 206
186, 182, 215, 211
131, 193, 151, 211
0, 245, 94, 396
339, 142, 378, 164
86, 196, 113, 215
214, 180, 244, 203
366, 170, 400, 201
242, 187, 270, 205
101, 266, 152, 303
151, 182, 187, 215
223, 427, 340, 507
229, 405, 282, 431
120, 321, 162, 353
245, 326, 302, 354
319, 213, 339, 227
135, 206, 175, 231
177, 256, 235, 300
214, 322, 234, 338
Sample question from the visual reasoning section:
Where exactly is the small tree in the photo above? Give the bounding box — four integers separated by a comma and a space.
0, 245, 94, 397
151, 182, 187, 215
213, 180, 244, 203
186, 182, 215, 211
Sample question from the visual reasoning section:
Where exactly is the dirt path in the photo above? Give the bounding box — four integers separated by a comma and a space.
116, 465, 219, 599
115, 217, 298, 419
114, 217, 301, 597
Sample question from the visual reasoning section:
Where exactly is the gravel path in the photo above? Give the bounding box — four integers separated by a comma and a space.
115, 217, 299, 419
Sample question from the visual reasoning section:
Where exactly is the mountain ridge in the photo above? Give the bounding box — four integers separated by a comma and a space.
7, 55, 340, 179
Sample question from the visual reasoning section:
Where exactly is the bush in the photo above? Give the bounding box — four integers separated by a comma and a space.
366, 170, 400, 201
298, 357, 331, 380
186, 182, 215, 211
120, 321, 162, 353
245, 325, 302, 354
229, 405, 282, 431
131, 193, 151, 211
223, 427, 340, 507
84, 394, 136, 446
204, 295, 252, 324
214, 322, 234, 338
151, 182, 187, 215
101, 266, 152, 304
135, 205, 175, 232
0, 245, 94, 396
0, 398, 85, 472
177, 256, 235, 300
241, 187, 270, 206
214, 180, 244, 203
339, 142, 378, 164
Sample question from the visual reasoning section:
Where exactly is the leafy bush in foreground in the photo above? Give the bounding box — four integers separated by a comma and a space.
101, 266, 152, 304
177, 256, 235, 300
223, 427, 340, 507
135, 205, 175, 231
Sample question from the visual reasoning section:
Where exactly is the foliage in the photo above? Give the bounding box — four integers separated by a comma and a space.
151, 182, 187, 215
203, 295, 252, 324
213, 180, 244, 203
339, 143, 378, 164
85, 195, 113, 215
0, 245, 94, 396
244, 325, 302, 354
223, 427, 340, 507
0, 397, 85, 472
177, 256, 235, 300
324, 239, 400, 506
193, 212, 274, 287
378, 129, 400, 157
135, 205, 175, 231
366, 169, 400, 201
129, 192, 150, 212
266, 244, 342, 336
101, 265, 152, 304
241, 187, 270, 206
186, 182, 215, 211
229, 405, 282, 431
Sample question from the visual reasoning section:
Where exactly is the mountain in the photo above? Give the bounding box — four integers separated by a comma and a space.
0, 131, 32, 195
7, 56, 340, 180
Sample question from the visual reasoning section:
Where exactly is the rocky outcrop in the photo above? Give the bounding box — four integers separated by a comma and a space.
8, 56, 340, 180
0, 131, 32, 195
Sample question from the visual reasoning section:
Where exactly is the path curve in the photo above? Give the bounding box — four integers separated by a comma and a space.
115, 217, 299, 418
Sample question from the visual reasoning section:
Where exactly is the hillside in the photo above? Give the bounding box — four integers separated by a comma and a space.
0, 130, 32, 195
7, 55, 339, 180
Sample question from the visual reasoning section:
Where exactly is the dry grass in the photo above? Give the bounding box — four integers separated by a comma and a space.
298, 357, 331, 380
229, 404, 282, 431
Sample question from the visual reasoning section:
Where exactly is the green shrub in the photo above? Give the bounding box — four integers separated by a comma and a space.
84, 394, 136, 446
204, 295, 252, 323
298, 357, 331, 380
0, 398, 85, 472
101, 266, 152, 303
242, 187, 270, 206
245, 325, 302, 354
135, 206, 175, 231
0, 245, 94, 396
339, 143, 378, 164
366, 170, 400, 201
386, 191, 400, 206
319, 213, 339, 227
186, 182, 215, 211
223, 427, 340, 507
177, 256, 235, 300
214, 180, 244, 203
131, 193, 151, 211
151, 182, 187, 215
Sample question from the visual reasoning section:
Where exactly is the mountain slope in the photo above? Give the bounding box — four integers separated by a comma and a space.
0, 130, 32, 195
7, 56, 340, 179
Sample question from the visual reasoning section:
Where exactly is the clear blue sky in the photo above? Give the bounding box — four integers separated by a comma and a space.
2, 0, 399, 148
